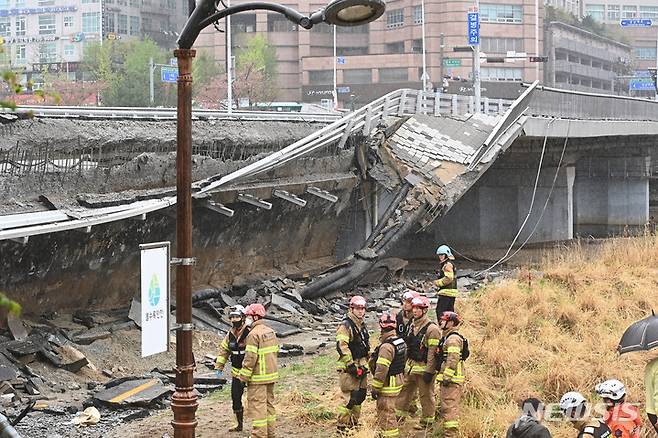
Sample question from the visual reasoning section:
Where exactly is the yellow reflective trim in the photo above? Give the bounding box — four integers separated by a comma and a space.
438, 289, 458, 297
410, 365, 426, 373
239, 368, 253, 377
220, 340, 229, 349
252, 419, 268, 427
250, 372, 279, 382
382, 428, 400, 437
427, 339, 440, 346
389, 376, 396, 387
446, 347, 461, 354
444, 271, 455, 279
337, 406, 351, 414
395, 409, 408, 417
258, 345, 279, 354
376, 357, 391, 366
336, 334, 350, 342
381, 387, 402, 394
372, 379, 384, 389
443, 368, 455, 376
231, 367, 241, 377
267, 415, 277, 423
216, 356, 227, 365
246, 345, 258, 353
444, 420, 459, 429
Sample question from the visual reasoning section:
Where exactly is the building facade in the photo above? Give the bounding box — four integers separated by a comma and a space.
544, 21, 632, 93
0, 0, 186, 86
197, 0, 544, 104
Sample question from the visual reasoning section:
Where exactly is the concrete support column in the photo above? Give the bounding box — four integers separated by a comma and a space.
566, 165, 575, 240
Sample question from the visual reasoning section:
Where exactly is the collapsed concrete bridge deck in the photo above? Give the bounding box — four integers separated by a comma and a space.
1, 83, 658, 311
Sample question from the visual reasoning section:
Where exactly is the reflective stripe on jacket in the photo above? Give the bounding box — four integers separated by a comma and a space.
405, 316, 440, 375
435, 260, 458, 297
437, 329, 465, 384
369, 331, 406, 396
239, 320, 279, 384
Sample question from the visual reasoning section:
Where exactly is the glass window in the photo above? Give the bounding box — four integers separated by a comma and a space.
480, 37, 524, 53
379, 68, 408, 83
267, 14, 297, 32
37, 0, 54, 5
83, 12, 100, 33
337, 46, 368, 55
412, 39, 423, 53
231, 14, 256, 33
130, 0, 140, 6
15, 16, 25, 36
15, 44, 25, 64
14, 0, 25, 7
38, 42, 57, 62
64, 16, 74, 28
584, 4, 605, 20
38, 15, 56, 35
386, 41, 405, 53
413, 5, 423, 24
639, 6, 658, 18
118, 14, 128, 34
64, 44, 74, 56
308, 70, 332, 85
0, 17, 10, 37
129, 15, 139, 34
343, 68, 371, 84
481, 67, 523, 81
607, 4, 620, 20
622, 5, 637, 18
81, 0, 99, 3
386, 8, 404, 28
105, 13, 115, 33
311, 23, 332, 33
142, 16, 151, 31
337, 24, 368, 33
634, 46, 656, 60
480, 4, 523, 23
0, 0, 8, 8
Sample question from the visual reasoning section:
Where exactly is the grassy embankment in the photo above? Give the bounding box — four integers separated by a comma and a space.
211, 236, 658, 437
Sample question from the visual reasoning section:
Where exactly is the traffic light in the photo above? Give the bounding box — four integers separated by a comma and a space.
649, 68, 657, 92
529, 56, 548, 63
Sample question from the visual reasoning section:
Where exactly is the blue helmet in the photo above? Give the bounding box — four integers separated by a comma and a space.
436, 245, 453, 258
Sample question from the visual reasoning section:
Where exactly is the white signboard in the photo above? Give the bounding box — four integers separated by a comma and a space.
140, 242, 170, 358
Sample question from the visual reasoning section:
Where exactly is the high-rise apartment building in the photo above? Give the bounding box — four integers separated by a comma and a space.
0, 0, 186, 86
197, 0, 544, 104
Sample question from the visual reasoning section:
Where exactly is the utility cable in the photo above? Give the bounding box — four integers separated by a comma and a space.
475, 117, 556, 277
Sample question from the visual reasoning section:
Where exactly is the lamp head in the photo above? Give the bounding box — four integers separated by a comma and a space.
322, 0, 385, 26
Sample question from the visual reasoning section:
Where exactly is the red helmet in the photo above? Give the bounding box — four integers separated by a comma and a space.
411, 296, 429, 309
349, 295, 367, 309
245, 303, 266, 318
439, 311, 461, 326
402, 290, 420, 302
379, 312, 396, 329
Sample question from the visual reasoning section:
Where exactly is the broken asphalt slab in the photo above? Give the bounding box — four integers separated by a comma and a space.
93, 378, 172, 408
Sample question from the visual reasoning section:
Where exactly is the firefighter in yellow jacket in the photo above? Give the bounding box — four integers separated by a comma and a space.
238, 303, 279, 438
214, 305, 250, 431
436, 311, 468, 438
336, 295, 370, 430
395, 296, 441, 429
435, 245, 458, 317
369, 312, 407, 438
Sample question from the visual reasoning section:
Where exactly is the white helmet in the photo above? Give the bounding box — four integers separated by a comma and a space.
595, 379, 626, 401
229, 305, 246, 317
559, 392, 587, 419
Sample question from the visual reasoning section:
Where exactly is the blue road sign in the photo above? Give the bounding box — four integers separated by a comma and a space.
336, 86, 351, 94
635, 70, 652, 77
468, 12, 479, 45
161, 67, 178, 83
620, 18, 653, 27
629, 78, 656, 90
337, 56, 345, 65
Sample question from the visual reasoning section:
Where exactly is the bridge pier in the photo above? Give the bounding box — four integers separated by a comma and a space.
573, 156, 650, 237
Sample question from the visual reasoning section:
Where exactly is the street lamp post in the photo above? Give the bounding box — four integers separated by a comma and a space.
172, 0, 385, 437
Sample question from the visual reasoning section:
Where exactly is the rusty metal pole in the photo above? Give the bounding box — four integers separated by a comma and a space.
172, 47, 198, 438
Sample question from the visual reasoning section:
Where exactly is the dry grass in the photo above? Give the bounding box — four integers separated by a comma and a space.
457, 235, 658, 437
275, 236, 658, 437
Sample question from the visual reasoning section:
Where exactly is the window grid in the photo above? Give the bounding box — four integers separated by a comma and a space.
343, 68, 371, 84
413, 5, 423, 24
14, 16, 24, 36
379, 67, 408, 83
308, 70, 332, 85
386, 9, 404, 29
0, 17, 10, 37
83, 12, 100, 33
15, 44, 25, 64
64, 16, 74, 28
118, 14, 127, 34
129, 15, 139, 35
38, 15, 56, 35
480, 37, 524, 53
481, 67, 523, 81
64, 44, 74, 56
38, 42, 56, 63
267, 14, 298, 32
386, 41, 404, 54
584, 4, 605, 21
634, 46, 656, 60
480, 4, 523, 23
607, 5, 620, 21
622, 5, 637, 18
640, 6, 658, 19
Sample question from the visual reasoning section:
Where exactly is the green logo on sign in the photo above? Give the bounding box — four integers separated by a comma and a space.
148, 274, 161, 307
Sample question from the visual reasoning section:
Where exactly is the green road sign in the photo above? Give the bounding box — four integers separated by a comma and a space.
443, 58, 462, 67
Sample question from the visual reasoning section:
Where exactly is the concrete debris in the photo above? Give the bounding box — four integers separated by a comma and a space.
69, 328, 112, 345
128, 298, 142, 328
53, 345, 89, 373
6, 314, 28, 342
72, 406, 101, 426
270, 293, 300, 314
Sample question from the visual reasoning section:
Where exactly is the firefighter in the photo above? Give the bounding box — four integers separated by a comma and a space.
396, 290, 419, 340
369, 312, 407, 438
434, 245, 458, 317
336, 295, 370, 430
395, 296, 441, 429
559, 392, 612, 438
238, 304, 279, 438
214, 305, 250, 432
595, 379, 642, 438
436, 311, 468, 438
